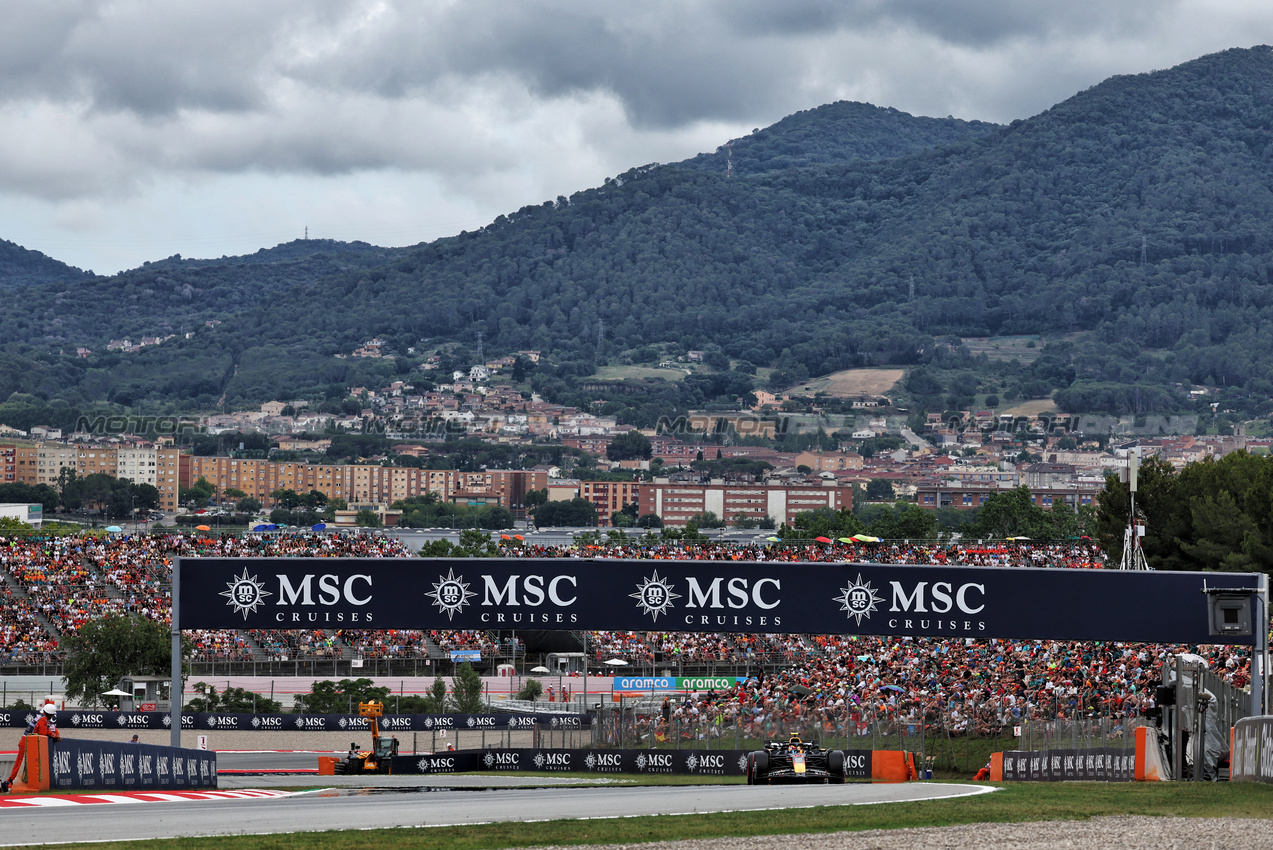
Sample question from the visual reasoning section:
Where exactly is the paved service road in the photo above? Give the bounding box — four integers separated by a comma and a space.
217, 750, 324, 772
0, 783, 994, 846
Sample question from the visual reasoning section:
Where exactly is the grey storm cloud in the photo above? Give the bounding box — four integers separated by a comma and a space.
0, 0, 1265, 273
725, 0, 1160, 45
0, 0, 1167, 128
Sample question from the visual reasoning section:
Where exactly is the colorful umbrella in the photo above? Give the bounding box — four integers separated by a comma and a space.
195, 525, 211, 531
814, 536, 833, 544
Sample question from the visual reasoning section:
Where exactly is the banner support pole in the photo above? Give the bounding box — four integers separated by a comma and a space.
171, 556, 182, 749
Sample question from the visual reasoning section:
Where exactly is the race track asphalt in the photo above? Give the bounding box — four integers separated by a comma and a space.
0, 782, 994, 845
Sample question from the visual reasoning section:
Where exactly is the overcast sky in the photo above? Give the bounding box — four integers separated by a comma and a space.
2, 1, 1270, 274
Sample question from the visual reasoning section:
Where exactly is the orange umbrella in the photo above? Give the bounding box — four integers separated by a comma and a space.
513, 534, 524, 541
195, 525, 212, 531
500, 534, 511, 540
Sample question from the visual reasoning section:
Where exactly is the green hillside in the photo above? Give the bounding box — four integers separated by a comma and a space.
0, 239, 91, 287
676, 100, 1000, 175
3, 46, 1273, 431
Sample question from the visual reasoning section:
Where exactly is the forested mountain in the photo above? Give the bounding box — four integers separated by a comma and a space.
0, 239, 91, 288
5, 46, 1273, 424
676, 101, 1000, 176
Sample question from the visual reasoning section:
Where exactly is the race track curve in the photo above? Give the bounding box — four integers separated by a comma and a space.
0, 782, 994, 846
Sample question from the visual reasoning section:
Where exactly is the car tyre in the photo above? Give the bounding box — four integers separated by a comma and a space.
749, 750, 769, 784
827, 749, 847, 784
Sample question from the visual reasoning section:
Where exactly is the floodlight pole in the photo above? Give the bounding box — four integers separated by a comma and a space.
171, 556, 182, 749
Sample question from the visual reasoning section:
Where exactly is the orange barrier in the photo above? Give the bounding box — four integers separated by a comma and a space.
10, 735, 50, 793
317, 756, 338, 776
1132, 725, 1170, 780
870, 750, 915, 783
989, 751, 1004, 781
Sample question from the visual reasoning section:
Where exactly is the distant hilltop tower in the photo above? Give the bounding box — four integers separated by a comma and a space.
727, 141, 734, 179
476, 331, 484, 363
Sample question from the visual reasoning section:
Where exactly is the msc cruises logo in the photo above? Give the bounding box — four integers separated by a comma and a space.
427, 569, 476, 620
630, 571, 680, 622
220, 569, 272, 619
835, 574, 882, 626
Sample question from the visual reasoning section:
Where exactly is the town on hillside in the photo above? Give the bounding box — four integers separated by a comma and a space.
0, 362, 1257, 530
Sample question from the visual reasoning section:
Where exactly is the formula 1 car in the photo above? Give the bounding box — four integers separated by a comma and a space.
745, 735, 848, 784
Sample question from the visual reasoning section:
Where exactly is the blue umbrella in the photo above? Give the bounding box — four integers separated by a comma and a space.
253, 524, 271, 531
104, 525, 123, 533
311, 523, 327, 531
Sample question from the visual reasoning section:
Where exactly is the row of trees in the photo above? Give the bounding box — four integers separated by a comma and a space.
0, 472, 159, 520
778, 486, 1095, 543
1096, 450, 1273, 573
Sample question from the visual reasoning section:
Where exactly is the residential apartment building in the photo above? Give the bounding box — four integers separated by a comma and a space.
183, 457, 548, 511
915, 481, 1102, 511
10, 443, 182, 513
639, 480, 853, 528
579, 480, 642, 527
117, 447, 159, 486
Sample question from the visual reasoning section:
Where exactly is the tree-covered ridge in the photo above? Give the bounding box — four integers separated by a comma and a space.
1096, 450, 1273, 574
255, 46, 1273, 410
676, 100, 1000, 176
3, 239, 410, 350
6, 47, 1273, 416
0, 238, 91, 288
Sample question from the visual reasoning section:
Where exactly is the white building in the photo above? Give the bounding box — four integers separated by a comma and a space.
0, 503, 42, 528
116, 447, 159, 487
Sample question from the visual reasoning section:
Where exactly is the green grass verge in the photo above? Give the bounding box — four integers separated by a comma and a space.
12, 782, 1273, 850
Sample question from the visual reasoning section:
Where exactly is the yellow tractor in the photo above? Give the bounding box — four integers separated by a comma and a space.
333, 701, 399, 775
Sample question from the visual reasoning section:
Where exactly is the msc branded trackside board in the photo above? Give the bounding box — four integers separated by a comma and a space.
176, 557, 1261, 645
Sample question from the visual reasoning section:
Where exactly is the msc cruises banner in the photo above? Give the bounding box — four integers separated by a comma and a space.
48, 739, 217, 791
177, 557, 1262, 645
0, 710, 589, 731
394, 748, 872, 778
1000, 748, 1134, 782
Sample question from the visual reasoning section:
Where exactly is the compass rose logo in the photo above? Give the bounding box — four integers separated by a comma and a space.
835, 573, 882, 626
220, 569, 271, 620
630, 571, 680, 622
428, 569, 475, 620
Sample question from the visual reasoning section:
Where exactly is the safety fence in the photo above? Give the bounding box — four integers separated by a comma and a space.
589, 705, 1032, 775
1012, 717, 1145, 753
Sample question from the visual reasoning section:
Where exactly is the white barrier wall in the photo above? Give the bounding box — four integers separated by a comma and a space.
1230, 716, 1273, 782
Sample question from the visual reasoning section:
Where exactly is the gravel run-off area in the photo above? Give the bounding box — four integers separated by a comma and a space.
536, 816, 1273, 850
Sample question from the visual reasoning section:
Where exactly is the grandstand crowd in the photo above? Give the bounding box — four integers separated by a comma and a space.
0, 532, 1252, 726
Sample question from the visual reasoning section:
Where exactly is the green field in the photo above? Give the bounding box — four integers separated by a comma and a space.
960, 336, 1044, 364
21, 781, 1273, 850
591, 365, 690, 382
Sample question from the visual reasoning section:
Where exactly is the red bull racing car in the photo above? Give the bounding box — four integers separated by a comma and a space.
745, 735, 848, 784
